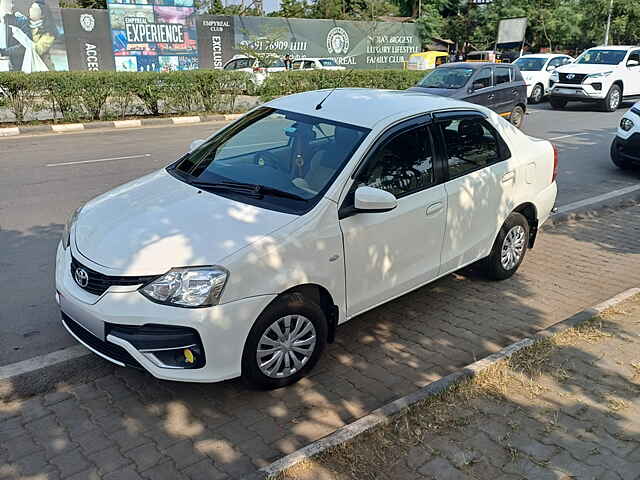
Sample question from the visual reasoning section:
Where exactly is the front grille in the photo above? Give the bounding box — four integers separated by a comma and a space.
62, 313, 142, 369
70, 257, 158, 296
559, 73, 587, 84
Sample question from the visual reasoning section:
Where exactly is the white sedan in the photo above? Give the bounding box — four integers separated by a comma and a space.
513, 54, 573, 103
56, 89, 558, 389
291, 58, 346, 71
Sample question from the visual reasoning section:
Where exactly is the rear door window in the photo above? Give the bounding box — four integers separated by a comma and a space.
495, 67, 511, 85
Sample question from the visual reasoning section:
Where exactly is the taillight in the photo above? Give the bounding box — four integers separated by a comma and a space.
552, 144, 559, 183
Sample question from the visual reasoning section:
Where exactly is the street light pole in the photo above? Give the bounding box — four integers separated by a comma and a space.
604, 0, 614, 45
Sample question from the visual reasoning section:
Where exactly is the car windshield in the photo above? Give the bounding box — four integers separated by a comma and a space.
319, 59, 338, 67
513, 57, 546, 71
576, 49, 627, 65
417, 68, 474, 89
171, 108, 370, 213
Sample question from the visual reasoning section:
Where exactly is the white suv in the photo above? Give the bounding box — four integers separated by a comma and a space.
611, 101, 640, 169
513, 54, 573, 104
56, 89, 557, 389
549, 46, 640, 111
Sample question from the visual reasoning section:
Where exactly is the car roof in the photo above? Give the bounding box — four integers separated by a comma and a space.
264, 88, 481, 129
439, 62, 507, 69
517, 53, 568, 58
587, 45, 639, 50
293, 58, 332, 61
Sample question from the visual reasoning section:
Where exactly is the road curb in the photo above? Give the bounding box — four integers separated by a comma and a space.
252, 286, 640, 480
0, 113, 238, 137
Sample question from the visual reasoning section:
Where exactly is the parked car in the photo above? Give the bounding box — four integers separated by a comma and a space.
223, 55, 286, 85
406, 51, 449, 70
466, 50, 504, 63
56, 88, 557, 389
291, 58, 346, 71
549, 45, 640, 111
611, 101, 640, 169
513, 54, 574, 104
408, 62, 528, 128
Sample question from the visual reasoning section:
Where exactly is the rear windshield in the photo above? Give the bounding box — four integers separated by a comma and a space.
417, 68, 474, 89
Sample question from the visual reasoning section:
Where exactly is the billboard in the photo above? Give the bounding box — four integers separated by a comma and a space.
62, 8, 114, 71
0, 0, 69, 72
107, 0, 199, 72
233, 16, 420, 70
196, 15, 234, 69
496, 17, 528, 48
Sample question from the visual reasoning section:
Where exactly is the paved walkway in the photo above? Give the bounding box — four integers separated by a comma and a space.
1, 206, 640, 480
292, 293, 640, 479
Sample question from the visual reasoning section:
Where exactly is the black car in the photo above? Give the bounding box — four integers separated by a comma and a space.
408, 62, 528, 128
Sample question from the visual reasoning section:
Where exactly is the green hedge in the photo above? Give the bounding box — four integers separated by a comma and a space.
0, 70, 252, 124
259, 69, 428, 101
0, 69, 429, 125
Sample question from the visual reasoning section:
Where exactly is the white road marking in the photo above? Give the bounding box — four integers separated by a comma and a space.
548, 132, 590, 141
554, 184, 640, 214
46, 154, 151, 167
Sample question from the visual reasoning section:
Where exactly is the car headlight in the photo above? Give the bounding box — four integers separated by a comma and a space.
620, 117, 634, 132
140, 266, 229, 308
586, 71, 613, 79
62, 207, 82, 250
550, 71, 559, 81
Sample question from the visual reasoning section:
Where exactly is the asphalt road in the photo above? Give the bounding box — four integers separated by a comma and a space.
1, 101, 638, 366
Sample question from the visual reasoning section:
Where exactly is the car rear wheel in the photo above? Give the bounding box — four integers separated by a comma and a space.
509, 106, 525, 129
530, 84, 544, 104
550, 97, 568, 110
611, 138, 632, 170
602, 85, 622, 112
483, 212, 530, 281
242, 293, 327, 390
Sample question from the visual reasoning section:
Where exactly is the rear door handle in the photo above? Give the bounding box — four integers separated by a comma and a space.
502, 171, 515, 183
426, 202, 444, 216
488, 94, 495, 99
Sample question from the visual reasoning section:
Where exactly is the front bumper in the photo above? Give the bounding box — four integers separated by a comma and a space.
550, 83, 606, 101
56, 242, 276, 382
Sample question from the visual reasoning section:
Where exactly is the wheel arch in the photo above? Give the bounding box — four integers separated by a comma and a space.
266, 283, 339, 344
513, 202, 539, 247
612, 80, 624, 95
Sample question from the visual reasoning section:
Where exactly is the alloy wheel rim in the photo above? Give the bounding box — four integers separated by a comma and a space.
610, 90, 621, 110
533, 87, 542, 103
257, 315, 316, 378
501, 225, 526, 270
512, 110, 522, 127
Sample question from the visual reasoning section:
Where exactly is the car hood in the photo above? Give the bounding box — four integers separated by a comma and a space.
406, 86, 461, 98
73, 170, 298, 275
556, 63, 620, 74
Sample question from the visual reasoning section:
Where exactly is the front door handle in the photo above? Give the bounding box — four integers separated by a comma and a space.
488, 94, 495, 100
426, 202, 444, 216
502, 171, 515, 183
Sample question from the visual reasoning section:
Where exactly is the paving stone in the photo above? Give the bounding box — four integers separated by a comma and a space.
3, 433, 43, 461
181, 459, 229, 480
76, 430, 116, 455
405, 445, 433, 469
87, 446, 132, 475
141, 462, 187, 480
417, 457, 471, 480
125, 443, 168, 472
50, 449, 91, 477
163, 439, 208, 470
109, 428, 150, 451
103, 466, 145, 480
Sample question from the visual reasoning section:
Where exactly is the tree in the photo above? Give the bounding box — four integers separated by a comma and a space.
415, 3, 445, 47
275, 0, 308, 18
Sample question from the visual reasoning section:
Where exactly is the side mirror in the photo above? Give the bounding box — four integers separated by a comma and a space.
354, 186, 398, 212
189, 139, 205, 152
627, 60, 639, 67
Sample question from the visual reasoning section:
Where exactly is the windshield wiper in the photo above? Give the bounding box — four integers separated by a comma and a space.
191, 180, 307, 201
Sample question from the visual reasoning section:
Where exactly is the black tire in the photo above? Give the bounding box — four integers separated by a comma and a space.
549, 96, 568, 110
611, 138, 632, 170
602, 85, 622, 112
484, 212, 530, 281
529, 84, 544, 104
241, 293, 327, 390
509, 105, 525, 129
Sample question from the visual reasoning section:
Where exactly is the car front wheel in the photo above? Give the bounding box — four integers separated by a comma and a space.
242, 293, 327, 390
611, 138, 632, 170
602, 85, 622, 112
530, 84, 544, 104
484, 212, 530, 280
550, 96, 568, 110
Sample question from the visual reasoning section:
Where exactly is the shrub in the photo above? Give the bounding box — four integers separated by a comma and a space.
259, 69, 428, 101
0, 72, 40, 123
